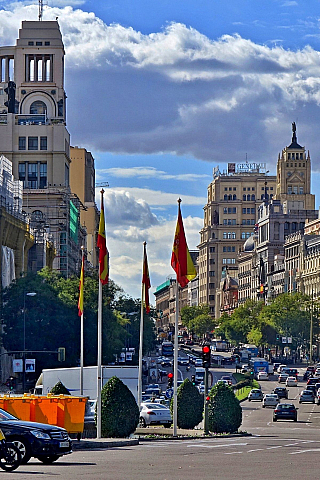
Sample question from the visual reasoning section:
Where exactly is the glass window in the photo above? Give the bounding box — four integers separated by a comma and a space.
28, 41, 34, 46
232, 247, 235, 252
40, 136, 47, 150
242, 219, 246, 225
209, 247, 215, 253
241, 232, 246, 239
39, 163, 47, 188
19, 136, 26, 150
288, 186, 292, 194
223, 219, 227, 225
18, 163, 26, 184
299, 186, 303, 194
251, 194, 255, 200
242, 208, 246, 214
251, 208, 255, 214
232, 232, 236, 239
28, 137, 38, 150
251, 219, 255, 225
28, 163, 37, 188
233, 195, 237, 200
247, 194, 251, 201
36, 41, 42, 46
228, 208, 232, 213
232, 207, 236, 213
224, 195, 228, 200
223, 247, 226, 252
30, 101, 47, 115
293, 186, 298, 194
223, 207, 227, 214
243, 195, 246, 201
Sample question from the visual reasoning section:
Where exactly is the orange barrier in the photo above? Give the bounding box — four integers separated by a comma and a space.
0, 395, 87, 433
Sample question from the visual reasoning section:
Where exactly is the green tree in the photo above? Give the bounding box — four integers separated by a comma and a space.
180, 305, 215, 337
170, 379, 203, 429
50, 381, 70, 395
208, 382, 242, 434
101, 376, 139, 437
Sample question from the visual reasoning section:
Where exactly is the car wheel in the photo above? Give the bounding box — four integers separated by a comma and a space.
10, 437, 31, 464
163, 423, 172, 428
139, 417, 146, 428
293, 417, 297, 422
248, 399, 251, 402
273, 417, 277, 422
37, 455, 60, 464
262, 405, 265, 408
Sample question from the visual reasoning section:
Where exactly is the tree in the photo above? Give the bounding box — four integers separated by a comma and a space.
170, 379, 203, 429
180, 305, 215, 337
101, 376, 139, 438
50, 381, 70, 395
208, 382, 242, 434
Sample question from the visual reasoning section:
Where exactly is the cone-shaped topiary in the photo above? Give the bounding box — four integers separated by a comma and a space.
208, 382, 242, 434
101, 376, 139, 438
170, 378, 203, 429
50, 381, 70, 395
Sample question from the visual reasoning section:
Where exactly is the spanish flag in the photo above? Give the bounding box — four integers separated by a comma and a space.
142, 242, 151, 313
97, 191, 109, 285
78, 251, 84, 316
171, 200, 197, 288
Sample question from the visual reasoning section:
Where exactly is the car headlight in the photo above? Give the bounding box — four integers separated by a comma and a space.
31, 430, 51, 439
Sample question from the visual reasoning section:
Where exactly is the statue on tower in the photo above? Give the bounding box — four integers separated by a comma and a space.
292, 122, 297, 143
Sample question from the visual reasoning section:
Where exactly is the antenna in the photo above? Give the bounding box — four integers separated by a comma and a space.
38, 0, 43, 21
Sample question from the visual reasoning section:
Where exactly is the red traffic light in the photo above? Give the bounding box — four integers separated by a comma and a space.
206, 396, 210, 402
168, 373, 173, 378
203, 346, 210, 354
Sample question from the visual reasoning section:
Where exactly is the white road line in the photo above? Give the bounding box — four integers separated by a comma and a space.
266, 445, 282, 449
187, 443, 248, 449
247, 448, 264, 453
224, 452, 243, 455
289, 448, 320, 455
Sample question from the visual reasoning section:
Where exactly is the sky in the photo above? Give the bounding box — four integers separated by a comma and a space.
1, 0, 320, 301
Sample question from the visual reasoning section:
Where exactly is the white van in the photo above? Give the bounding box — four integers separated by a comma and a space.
195, 367, 205, 384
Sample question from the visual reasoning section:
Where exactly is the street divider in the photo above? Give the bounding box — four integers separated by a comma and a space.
0, 394, 87, 434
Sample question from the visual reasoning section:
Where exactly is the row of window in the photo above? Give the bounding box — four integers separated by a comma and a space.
224, 187, 237, 191
243, 208, 255, 214
19, 136, 47, 151
223, 246, 236, 252
242, 219, 256, 225
28, 41, 50, 46
224, 207, 236, 214
222, 258, 236, 264
288, 186, 304, 194
19, 162, 47, 189
287, 153, 303, 160
223, 219, 236, 225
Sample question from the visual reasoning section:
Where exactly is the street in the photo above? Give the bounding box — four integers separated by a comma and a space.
6, 365, 320, 479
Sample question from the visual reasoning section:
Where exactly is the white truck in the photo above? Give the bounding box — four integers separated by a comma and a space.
195, 367, 205, 384
34, 365, 139, 401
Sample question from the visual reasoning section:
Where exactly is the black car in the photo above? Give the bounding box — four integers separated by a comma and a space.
273, 403, 298, 422
272, 387, 288, 399
0, 409, 72, 464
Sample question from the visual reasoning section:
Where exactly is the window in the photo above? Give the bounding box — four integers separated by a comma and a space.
28, 163, 38, 188
224, 207, 227, 214
251, 208, 255, 214
224, 187, 228, 191
252, 187, 255, 191
228, 208, 232, 214
36, 41, 42, 46
223, 232, 227, 239
223, 219, 227, 225
242, 208, 246, 214
299, 186, 304, 194
209, 283, 215, 289
30, 100, 47, 115
65, 164, 69, 187
232, 232, 236, 239
209, 247, 215, 253
232, 219, 236, 225
209, 259, 215, 265
241, 232, 246, 239
251, 194, 255, 200
288, 186, 292, 194
293, 186, 298, 194
209, 271, 215, 277
18, 163, 26, 184
233, 194, 237, 200
243, 195, 246, 201
39, 163, 47, 188
40, 136, 47, 150
28, 41, 34, 46
243, 187, 246, 191
28, 137, 38, 150
247, 194, 251, 201
45, 41, 50, 46
19, 136, 26, 150
233, 187, 236, 191
224, 195, 228, 200
242, 219, 246, 225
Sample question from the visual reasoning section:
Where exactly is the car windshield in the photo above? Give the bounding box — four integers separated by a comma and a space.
0, 409, 18, 421
279, 404, 295, 409
144, 403, 168, 410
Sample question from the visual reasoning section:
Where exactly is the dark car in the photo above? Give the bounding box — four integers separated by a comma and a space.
307, 377, 320, 386
272, 387, 288, 399
273, 403, 298, 422
0, 409, 72, 464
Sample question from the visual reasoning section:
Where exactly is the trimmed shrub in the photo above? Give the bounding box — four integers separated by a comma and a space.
208, 382, 242, 434
170, 378, 203, 429
50, 381, 70, 395
101, 376, 139, 438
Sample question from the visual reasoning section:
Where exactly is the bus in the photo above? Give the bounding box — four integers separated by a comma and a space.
211, 339, 227, 352
161, 341, 174, 357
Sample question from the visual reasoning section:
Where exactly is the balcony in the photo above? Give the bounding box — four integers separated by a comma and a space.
16, 114, 46, 125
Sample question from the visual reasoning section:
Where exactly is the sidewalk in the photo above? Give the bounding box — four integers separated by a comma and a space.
72, 438, 139, 450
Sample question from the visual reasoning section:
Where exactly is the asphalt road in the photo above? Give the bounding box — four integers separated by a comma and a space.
8, 366, 318, 479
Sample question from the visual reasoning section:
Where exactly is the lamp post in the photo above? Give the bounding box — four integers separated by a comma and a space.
23, 292, 36, 393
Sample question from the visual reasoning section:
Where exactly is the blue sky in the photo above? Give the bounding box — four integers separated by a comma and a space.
1, 0, 320, 300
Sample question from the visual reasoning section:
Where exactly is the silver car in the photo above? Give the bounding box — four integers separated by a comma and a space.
248, 389, 263, 401
139, 403, 172, 427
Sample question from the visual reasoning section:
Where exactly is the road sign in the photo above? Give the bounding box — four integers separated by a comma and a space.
165, 388, 173, 399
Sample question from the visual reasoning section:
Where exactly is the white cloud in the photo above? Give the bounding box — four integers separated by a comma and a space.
99, 166, 210, 181
102, 187, 206, 207
281, 1, 298, 6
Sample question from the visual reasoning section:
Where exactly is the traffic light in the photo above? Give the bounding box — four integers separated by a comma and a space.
4, 81, 16, 113
167, 372, 173, 388
6, 376, 15, 391
202, 344, 211, 369
276, 334, 280, 342
58, 347, 66, 362
191, 374, 196, 385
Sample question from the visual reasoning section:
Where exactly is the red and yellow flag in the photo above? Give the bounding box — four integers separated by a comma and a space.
78, 252, 84, 316
171, 200, 197, 288
97, 191, 109, 285
142, 242, 151, 313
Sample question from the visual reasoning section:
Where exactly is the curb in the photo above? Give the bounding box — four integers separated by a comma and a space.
72, 439, 139, 450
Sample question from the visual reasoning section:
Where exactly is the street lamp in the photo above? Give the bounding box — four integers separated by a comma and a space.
23, 292, 36, 393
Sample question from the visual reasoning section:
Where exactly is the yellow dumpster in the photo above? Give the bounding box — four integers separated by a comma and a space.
6, 396, 32, 421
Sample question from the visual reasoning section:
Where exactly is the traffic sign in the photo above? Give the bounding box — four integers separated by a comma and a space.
165, 388, 173, 399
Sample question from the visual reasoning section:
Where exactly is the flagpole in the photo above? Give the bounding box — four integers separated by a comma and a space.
173, 277, 179, 437
80, 246, 84, 396
138, 242, 146, 408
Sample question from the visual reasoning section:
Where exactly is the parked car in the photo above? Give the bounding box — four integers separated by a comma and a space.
257, 371, 269, 381
262, 394, 279, 408
286, 376, 298, 387
248, 389, 263, 401
272, 387, 288, 399
139, 403, 172, 427
273, 403, 298, 422
0, 408, 72, 464
299, 390, 315, 404
84, 399, 96, 428
316, 388, 320, 405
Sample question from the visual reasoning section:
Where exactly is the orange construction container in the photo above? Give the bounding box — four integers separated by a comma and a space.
0, 395, 87, 434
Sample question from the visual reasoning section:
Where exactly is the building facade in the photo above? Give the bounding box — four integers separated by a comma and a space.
198, 163, 276, 317
0, 21, 84, 276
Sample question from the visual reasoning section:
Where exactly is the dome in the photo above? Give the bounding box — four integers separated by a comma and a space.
243, 235, 255, 252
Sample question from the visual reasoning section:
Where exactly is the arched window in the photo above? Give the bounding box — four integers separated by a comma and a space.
233, 194, 237, 200
247, 194, 251, 201
31, 210, 44, 221
251, 194, 255, 200
228, 195, 232, 200
243, 195, 246, 201
224, 195, 228, 200
30, 100, 47, 115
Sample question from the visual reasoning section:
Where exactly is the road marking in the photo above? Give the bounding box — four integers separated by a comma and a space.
289, 448, 320, 455
224, 452, 243, 455
266, 445, 282, 449
247, 448, 264, 453
187, 443, 248, 449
